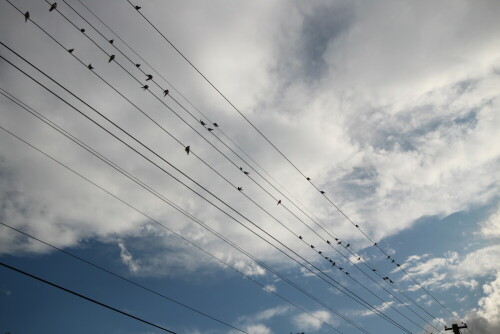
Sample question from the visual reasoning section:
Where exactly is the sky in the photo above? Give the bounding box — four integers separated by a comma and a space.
0, 0, 499, 333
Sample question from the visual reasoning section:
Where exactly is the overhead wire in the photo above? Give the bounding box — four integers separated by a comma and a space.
125, 0, 468, 329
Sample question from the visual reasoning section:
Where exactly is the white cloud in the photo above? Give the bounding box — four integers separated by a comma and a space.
481, 207, 500, 239
263, 284, 277, 293
117, 241, 140, 274
292, 310, 334, 332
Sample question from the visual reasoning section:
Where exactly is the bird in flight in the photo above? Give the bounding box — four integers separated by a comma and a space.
145, 74, 153, 81
24, 11, 29, 22
141, 84, 149, 90
108, 55, 115, 63
185, 146, 190, 155
163, 90, 169, 97
49, 3, 57, 12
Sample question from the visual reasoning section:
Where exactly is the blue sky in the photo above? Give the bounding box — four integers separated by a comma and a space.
1, 0, 499, 333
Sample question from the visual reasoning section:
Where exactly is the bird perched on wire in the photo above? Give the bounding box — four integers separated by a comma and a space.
345, 243, 350, 248
185, 146, 190, 155
67, 48, 74, 54
87, 64, 94, 70
326, 240, 331, 244
145, 74, 153, 81
244, 171, 249, 175
135, 63, 141, 68
372, 269, 377, 272
306, 177, 311, 180
277, 200, 281, 205
163, 90, 169, 97
109, 39, 114, 44
337, 241, 342, 245
320, 190, 325, 194
310, 245, 315, 249
207, 128, 213, 132
134, 6, 141, 10
108, 55, 115, 63
213, 122, 219, 127
80, 28, 85, 33
49, 3, 57, 12
298, 236, 302, 240
141, 84, 148, 90
200, 120, 207, 126
237, 187, 242, 191
24, 11, 30, 22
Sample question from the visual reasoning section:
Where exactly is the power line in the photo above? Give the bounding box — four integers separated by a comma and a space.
125, 1, 468, 328
0, 261, 177, 334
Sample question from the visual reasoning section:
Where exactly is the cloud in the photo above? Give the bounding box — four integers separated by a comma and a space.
117, 241, 140, 274
292, 310, 334, 332
481, 206, 500, 239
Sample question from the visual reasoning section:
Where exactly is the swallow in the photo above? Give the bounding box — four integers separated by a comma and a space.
320, 191, 325, 194
374, 242, 378, 246
68, 48, 74, 54
337, 241, 342, 245
372, 269, 377, 272
326, 240, 331, 244
396, 264, 401, 267
141, 84, 149, 90
357, 257, 361, 261
346, 272, 349, 276
332, 262, 336, 266
387, 255, 391, 260
383, 277, 389, 280
207, 128, 213, 131
88, 63, 94, 70
310, 245, 315, 249
325, 257, 329, 260
145, 74, 153, 81
355, 224, 359, 227
135, 63, 141, 68
185, 146, 190, 155
389, 279, 394, 284
200, 119, 206, 126
24, 11, 30, 22
237, 186, 243, 191
108, 54, 115, 63
244, 171, 249, 175
306, 177, 311, 180
163, 90, 169, 96
391, 259, 395, 263
298, 236, 302, 239
339, 267, 344, 270
80, 28, 85, 33
334, 238, 339, 241
49, 3, 57, 12
213, 123, 219, 127
239, 167, 243, 171
346, 243, 350, 248
277, 200, 281, 205
134, 6, 141, 10
318, 251, 322, 254
109, 39, 114, 44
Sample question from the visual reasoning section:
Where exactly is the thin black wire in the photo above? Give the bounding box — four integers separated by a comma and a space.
125, 0, 469, 329
0, 49, 378, 333
59, 2, 446, 330
0, 7, 417, 332
0, 92, 348, 334
0, 261, 177, 333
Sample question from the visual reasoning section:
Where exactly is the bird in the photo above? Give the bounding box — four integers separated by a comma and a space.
334, 238, 339, 241
355, 224, 359, 228
135, 5, 141, 10
325, 257, 329, 260
346, 243, 350, 248
337, 241, 342, 245
357, 257, 361, 261
339, 267, 344, 270
310, 245, 315, 249
391, 259, 395, 263
277, 200, 281, 205
389, 279, 394, 284
67, 48, 74, 54
320, 190, 325, 194
141, 84, 149, 90
207, 128, 213, 131
185, 146, 190, 155
372, 269, 377, 272
383, 277, 389, 280
318, 251, 322, 254
163, 90, 169, 97
237, 187, 243, 191
346, 272, 349, 276
326, 240, 331, 244
244, 171, 249, 175
239, 167, 243, 171
396, 264, 401, 267
200, 120, 206, 126
135, 63, 141, 68
298, 236, 302, 239
306, 177, 311, 180
87, 63, 94, 70
332, 262, 336, 266
24, 11, 29, 22
213, 122, 219, 127
109, 39, 114, 44
387, 255, 391, 259
108, 54, 115, 63
80, 28, 85, 33
374, 242, 378, 246
145, 74, 153, 81
49, 3, 57, 12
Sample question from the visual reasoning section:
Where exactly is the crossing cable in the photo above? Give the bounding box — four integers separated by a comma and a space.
0, 94, 352, 334
54, 3, 447, 329
22, 8, 432, 331
60, 2, 448, 329
125, 1, 469, 328
12, 7, 433, 331
0, 48, 409, 333
5, 5, 435, 331
0, 261, 177, 333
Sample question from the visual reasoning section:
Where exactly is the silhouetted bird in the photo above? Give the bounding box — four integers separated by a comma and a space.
237, 187, 243, 191
109, 39, 114, 44
346, 243, 350, 248
185, 146, 190, 155
332, 262, 336, 266
277, 200, 281, 205
346, 272, 349, 275
357, 257, 361, 261
337, 241, 342, 245
141, 84, 148, 90
207, 128, 213, 131
213, 122, 219, 127
68, 48, 74, 54
310, 245, 315, 249
49, 3, 57, 12
326, 240, 331, 244
163, 90, 169, 96
239, 167, 243, 171
244, 171, 249, 175
396, 264, 401, 267
135, 63, 141, 68
355, 224, 359, 227
383, 277, 389, 280
334, 238, 339, 241
87, 63, 94, 70
134, 6, 141, 10
320, 190, 325, 194
372, 269, 377, 272
306, 177, 311, 180
80, 28, 85, 33
145, 74, 153, 81
387, 255, 391, 259
391, 259, 395, 263
108, 54, 115, 63
389, 279, 394, 284
374, 242, 378, 246
318, 251, 322, 254
298, 236, 302, 239
339, 267, 344, 270
200, 120, 206, 126
325, 257, 329, 260
24, 11, 29, 22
